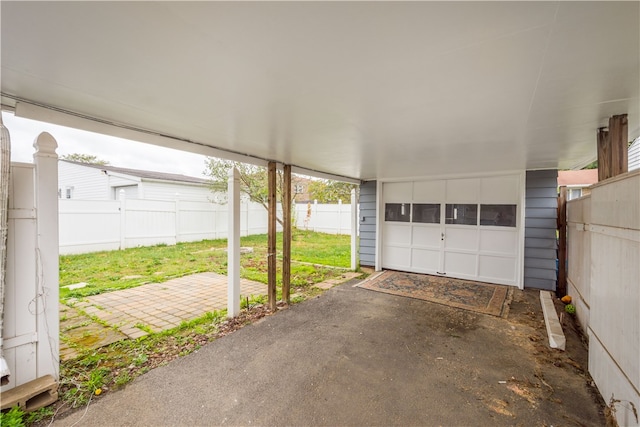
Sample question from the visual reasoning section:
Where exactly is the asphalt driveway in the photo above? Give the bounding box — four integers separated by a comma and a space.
54, 280, 606, 426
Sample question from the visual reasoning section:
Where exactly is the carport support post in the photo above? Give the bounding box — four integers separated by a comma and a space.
597, 127, 610, 181
350, 188, 357, 270
557, 186, 567, 297
227, 167, 240, 318
598, 114, 628, 181
267, 162, 277, 311
282, 164, 292, 304
608, 114, 628, 177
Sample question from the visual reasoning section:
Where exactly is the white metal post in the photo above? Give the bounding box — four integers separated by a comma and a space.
350, 189, 357, 270
174, 193, 180, 243
338, 199, 342, 235
119, 189, 126, 250
313, 199, 318, 232
227, 167, 241, 317
33, 132, 59, 380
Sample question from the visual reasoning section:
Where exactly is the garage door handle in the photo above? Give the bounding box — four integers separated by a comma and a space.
441, 232, 445, 241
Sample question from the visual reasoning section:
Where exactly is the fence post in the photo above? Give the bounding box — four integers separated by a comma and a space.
244, 199, 249, 237
313, 199, 318, 232
174, 193, 180, 243
351, 189, 357, 270
33, 132, 59, 380
338, 199, 342, 234
119, 189, 126, 250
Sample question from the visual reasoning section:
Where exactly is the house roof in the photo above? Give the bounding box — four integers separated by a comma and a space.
557, 169, 599, 187
60, 160, 210, 185
2, 2, 638, 182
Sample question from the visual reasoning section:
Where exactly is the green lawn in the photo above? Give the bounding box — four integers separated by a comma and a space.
59, 230, 352, 299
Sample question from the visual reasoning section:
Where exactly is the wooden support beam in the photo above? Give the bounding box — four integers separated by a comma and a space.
557, 186, 567, 297
597, 127, 610, 182
267, 161, 277, 311
282, 164, 292, 304
609, 114, 628, 176
598, 114, 628, 181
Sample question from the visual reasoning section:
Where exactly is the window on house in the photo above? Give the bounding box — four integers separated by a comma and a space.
480, 204, 517, 227
412, 204, 440, 224
568, 188, 582, 200
385, 203, 411, 222
445, 204, 477, 225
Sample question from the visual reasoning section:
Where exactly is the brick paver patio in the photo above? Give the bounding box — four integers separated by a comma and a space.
70, 272, 267, 339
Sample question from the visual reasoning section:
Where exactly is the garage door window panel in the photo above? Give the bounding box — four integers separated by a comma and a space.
412, 203, 441, 224
480, 204, 517, 227
385, 203, 411, 222
445, 204, 477, 225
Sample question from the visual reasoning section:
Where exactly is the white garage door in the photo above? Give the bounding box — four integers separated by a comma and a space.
382, 174, 523, 286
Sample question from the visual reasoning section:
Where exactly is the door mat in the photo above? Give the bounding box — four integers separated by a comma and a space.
358, 270, 513, 317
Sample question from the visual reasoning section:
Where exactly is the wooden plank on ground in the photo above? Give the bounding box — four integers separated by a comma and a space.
1, 375, 58, 412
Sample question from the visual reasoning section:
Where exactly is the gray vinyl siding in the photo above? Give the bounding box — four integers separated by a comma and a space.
359, 181, 377, 267
524, 170, 558, 290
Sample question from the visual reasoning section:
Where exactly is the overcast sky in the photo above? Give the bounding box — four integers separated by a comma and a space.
2, 111, 209, 178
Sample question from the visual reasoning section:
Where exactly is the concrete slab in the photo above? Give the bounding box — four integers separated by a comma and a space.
53, 284, 605, 426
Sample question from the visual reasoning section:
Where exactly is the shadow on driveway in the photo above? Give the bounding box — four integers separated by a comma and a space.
55, 280, 606, 426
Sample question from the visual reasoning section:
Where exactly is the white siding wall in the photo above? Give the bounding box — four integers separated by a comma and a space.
58, 161, 109, 199
629, 137, 640, 172
140, 181, 213, 202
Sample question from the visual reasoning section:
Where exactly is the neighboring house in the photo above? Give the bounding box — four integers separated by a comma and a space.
629, 137, 640, 172
558, 169, 599, 200
58, 160, 214, 202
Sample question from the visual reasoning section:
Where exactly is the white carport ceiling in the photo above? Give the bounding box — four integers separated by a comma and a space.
1, 2, 638, 181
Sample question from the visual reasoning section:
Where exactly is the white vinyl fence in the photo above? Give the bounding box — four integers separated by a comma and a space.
295, 201, 356, 235
566, 170, 640, 427
59, 197, 273, 255
4, 135, 59, 394
60, 198, 355, 255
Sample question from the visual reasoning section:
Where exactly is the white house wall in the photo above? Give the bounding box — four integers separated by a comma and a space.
629, 137, 640, 172
140, 181, 213, 202
58, 161, 110, 199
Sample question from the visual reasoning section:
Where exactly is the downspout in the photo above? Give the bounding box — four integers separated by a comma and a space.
0, 115, 11, 385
